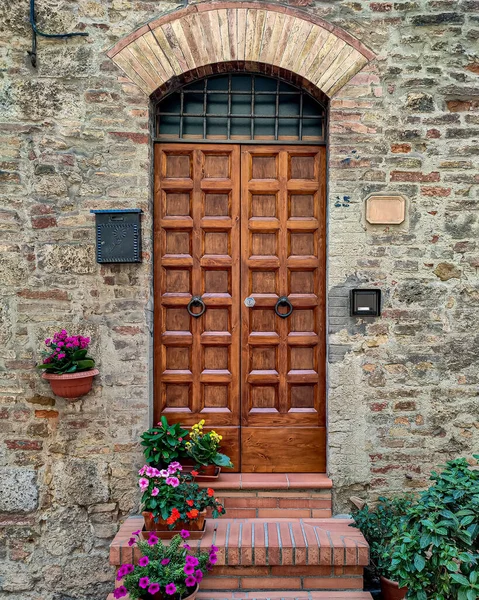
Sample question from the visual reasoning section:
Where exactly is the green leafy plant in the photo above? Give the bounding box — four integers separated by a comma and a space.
112, 530, 218, 599
138, 462, 225, 525
389, 456, 479, 600
141, 416, 189, 467
185, 420, 233, 469
36, 330, 95, 375
351, 495, 414, 580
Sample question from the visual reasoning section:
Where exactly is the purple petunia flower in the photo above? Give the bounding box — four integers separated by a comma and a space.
148, 534, 159, 546
161, 558, 170, 566
209, 552, 218, 565
123, 563, 135, 574
139, 576, 150, 589
165, 583, 177, 595
128, 537, 135, 547
113, 586, 128, 598
133, 529, 141, 537
183, 543, 191, 550
184, 563, 195, 575
148, 582, 160, 594
180, 529, 190, 539
210, 544, 219, 552
139, 556, 149, 567
186, 556, 199, 567
185, 575, 196, 587
195, 569, 203, 582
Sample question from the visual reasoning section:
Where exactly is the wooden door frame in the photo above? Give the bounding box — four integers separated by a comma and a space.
153, 142, 327, 472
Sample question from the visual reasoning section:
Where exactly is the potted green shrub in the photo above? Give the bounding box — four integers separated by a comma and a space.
185, 419, 233, 478
141, 417, 189, 467
112, 530, 218, 599
388, 456, 479, 600
351, 496, 413, 600
37, 330, 98, 398
138, 461, 225, 537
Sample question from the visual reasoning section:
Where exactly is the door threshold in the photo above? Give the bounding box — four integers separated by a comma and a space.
196, 472, 332, 490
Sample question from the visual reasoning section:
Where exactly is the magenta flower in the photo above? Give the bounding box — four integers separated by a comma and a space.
45, 338, 51, 345
184, 564, 195, 575
160, 469, 169, 477
139, 576, 150, 589
148, 583, 160, 594
113, 585, 128, 598
161, 558, 170, 566
148, 534, 159, 546
186, 556, 199, 567
195, 569, 203, 582
168, 461, 182, 471
209, 552, 218, 565
138, 465, 147, 476
211, 544, 219, 552
151, 487, 159, 497
139, 556, 149, 567
133, 529, 141, 537
138, 477, 149, 490
123, 564, 134, 574
180, 529, 190, 539
57, 353, 66, 359
128, 537, 135, 547
183, 543, 191, 550
116, 568, 125, 581
185, 575, 196, 587
165, 583, 177, 595
165, 476, 179, 488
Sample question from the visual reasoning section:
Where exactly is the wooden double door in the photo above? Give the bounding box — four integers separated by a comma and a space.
154, 143, 326, 472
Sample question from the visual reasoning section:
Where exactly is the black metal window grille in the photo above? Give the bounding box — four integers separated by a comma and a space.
154, 74, 326, 144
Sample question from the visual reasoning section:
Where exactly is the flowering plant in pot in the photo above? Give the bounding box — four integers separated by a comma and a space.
351, 495, 413, 600
185, 420, 233, 476
138, 461, 225, 534
113, 529, 218, 600
36, 330, 98, 399
141, 416, 189, 468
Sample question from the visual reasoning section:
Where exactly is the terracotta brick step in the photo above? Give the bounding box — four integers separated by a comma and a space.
108, 592, 373, 600
197, 473, 332, 491
110, 517, 368, 569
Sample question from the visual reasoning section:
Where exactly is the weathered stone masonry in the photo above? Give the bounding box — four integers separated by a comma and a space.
0, 0, 478, 598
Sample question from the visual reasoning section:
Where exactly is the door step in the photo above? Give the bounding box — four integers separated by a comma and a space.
108, 592, 373, 599
198, 474, 332, 519
110, 516, 367, 592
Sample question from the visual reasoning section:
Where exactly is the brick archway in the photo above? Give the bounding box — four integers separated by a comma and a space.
107, 2, 376, 98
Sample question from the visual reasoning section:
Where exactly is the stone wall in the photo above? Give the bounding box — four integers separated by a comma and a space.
0, 0, 478, 598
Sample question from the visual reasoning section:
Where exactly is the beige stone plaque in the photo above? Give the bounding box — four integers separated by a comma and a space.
366, 194, 406, 225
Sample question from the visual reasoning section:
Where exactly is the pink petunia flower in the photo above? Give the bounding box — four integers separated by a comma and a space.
148, 534, 159, 546
148, 583, 160, 594
161, 558, 170, 566
139, 576, 150, 589
139, 556, 149, 567
209, 552, 218, 565
195, 569, 203, 582
185, 575, 196, 587
184, 564, 195, 575
180, 529, 190, 539
165, 477, 179, 488
113, 586, 128, 598
139, 477, 149, 490
186, 556, 199, 567
128, 537, 135, 547
165, 583, 177, 595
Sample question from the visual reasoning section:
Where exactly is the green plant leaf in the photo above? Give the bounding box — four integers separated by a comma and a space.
72, 349, 88, 360
451, 573, 471, 587
414, 554, 426, 572
213, 453, 234, 467
74, 359, 95, 370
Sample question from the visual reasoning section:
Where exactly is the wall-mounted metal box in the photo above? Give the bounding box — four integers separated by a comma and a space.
350, 289, 381, 317
90, 209, 142, 264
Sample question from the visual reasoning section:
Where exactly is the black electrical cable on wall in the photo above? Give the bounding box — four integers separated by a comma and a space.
28, 0, 88, 68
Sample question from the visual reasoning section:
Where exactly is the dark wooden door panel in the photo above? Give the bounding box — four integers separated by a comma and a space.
154, 144, 240, 470
155, 143, 326, 473
240, 146, 326, 472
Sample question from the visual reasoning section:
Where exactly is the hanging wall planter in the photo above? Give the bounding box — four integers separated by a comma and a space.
42, 369, 99, 399
37, 330, 98, 399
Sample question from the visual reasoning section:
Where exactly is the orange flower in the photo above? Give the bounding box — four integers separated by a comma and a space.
186, 509, 199, 519
207, 488, 214, 497
191, 470, 199, 477
166, 516, 175, 525
186, 499, 194, 507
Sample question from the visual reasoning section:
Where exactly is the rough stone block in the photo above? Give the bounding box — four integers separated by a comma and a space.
52, 458, 110, 506
0, 468, 38, 512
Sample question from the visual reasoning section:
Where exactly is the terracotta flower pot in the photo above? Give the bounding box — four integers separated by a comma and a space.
143, 510, 206, 532
380, 575, 407, 600
42, 369, 99, 399
143, 583, 199, 600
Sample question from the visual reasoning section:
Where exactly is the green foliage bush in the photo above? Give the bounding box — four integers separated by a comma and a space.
389, 456, 479, 600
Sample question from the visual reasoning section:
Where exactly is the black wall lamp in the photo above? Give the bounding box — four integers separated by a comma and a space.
350, 289, 381, 317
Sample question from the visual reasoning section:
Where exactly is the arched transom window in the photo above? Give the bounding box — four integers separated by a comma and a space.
154, 74, 327, 144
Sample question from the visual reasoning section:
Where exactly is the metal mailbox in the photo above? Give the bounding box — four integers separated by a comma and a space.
90, 209, 142, 264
